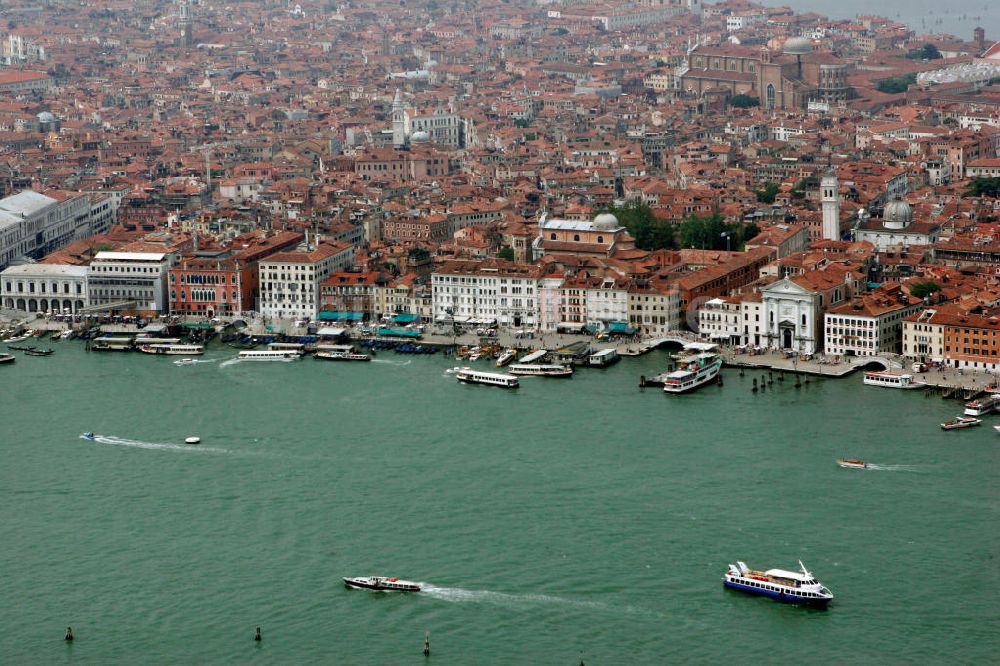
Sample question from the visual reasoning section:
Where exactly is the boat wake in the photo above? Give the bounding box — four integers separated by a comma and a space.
80, 434, 231, 454
218, 358, 242, 368
864, 464, 922, 472
418, 583, 651, 616
372, 359, 412, 366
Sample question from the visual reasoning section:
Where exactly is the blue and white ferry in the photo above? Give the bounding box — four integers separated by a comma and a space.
723, 560, 833, 606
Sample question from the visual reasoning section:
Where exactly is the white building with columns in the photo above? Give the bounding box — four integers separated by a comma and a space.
1, 263, 88, 313
761, 277, 822, 354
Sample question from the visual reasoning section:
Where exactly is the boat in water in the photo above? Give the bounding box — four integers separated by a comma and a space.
507, 363, 573, 377
238, 350, 301, 362
863, 371, 921, 389
0, 353, 15, 364
723, 560, 833, 606
4, 333, 33, 344
315, 351, 371, 362
941, 416, 982, 430
139, 343, 205, 356
836, 459, 867, 469
496, 349, 517, 367
81, 432, 96, 440
662, 352, 722, 393
185, 436, 201, 445
173, 358, 199, 366
343, 576, 421, 592
963, 393, 1000, 416
24, 348, 53, 356
455, 367, 519, 388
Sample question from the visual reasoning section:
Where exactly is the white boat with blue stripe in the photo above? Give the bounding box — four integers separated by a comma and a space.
723, 560, 832, 607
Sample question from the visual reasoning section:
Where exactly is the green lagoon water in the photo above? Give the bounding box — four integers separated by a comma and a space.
1, 342, 998, 664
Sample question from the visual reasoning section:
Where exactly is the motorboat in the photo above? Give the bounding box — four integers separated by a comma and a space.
496, 349, 517, 367
315, 351, 371, 361
836, 459, 867, 469
24, 348, 53, 356
723, 560, 833, 606
173, 358, 199, 366
445, 366, 470, 375
81, 432, 96, 440
343, 576, 421, 592
185, 436, 201, 445
4, 333, 32, 344
0, 353, 14, 364
941, 416, 982, 430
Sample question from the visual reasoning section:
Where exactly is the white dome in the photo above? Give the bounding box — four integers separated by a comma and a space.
783, 37, 813, 55
593, 212, 619, 231
883, 200, 912, 229
410, 130, 430, 143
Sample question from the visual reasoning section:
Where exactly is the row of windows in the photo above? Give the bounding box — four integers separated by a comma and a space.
4, 281, 83, 295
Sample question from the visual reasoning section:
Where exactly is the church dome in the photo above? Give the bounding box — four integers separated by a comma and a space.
593, 212, 619, 231
883, 199, 912, 229
782, 37, 813, 55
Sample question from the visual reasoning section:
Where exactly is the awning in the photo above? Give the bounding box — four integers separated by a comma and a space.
607, 322, 637, 335
318, 311, 364, 321
317, 327, 347, 337
377, 328, 421, 338
393, 313, 418, 324
556, 322, 586, 331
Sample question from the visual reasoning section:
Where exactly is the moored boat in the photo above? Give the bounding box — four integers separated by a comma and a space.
588, 348, 620, 367
0, 353, 15, 364
507, 363, 573, 377
723, 560, 833, 606
455, 367, 519, 388
662, 352, 722, 394
315, 351, 371, 361
343, 576, 421, 592
863, 371, 921, 389
941, 416, 982, 430
836, 458, 867, 469
4, 333, 32, 344
963, 393, 1000, 416
139, 343, 205, 356
24, 348, 53, 356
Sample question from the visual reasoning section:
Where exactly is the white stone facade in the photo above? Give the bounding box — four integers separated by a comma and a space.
1, 263, 88, 313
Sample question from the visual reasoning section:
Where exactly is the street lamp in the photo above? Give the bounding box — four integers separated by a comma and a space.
721, 231, 731, 252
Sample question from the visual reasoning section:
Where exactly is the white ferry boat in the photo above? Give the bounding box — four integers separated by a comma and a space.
662, 352, 722, 393
455, 368, 519, 388
862, 371, 921, 389
588, 348, 620, 367
238, 350, 301, 362
315, 351, 371, 361
963, 393, 1000, 416
139, 343, 204, 356
508, 363, 573, 377
343, 576, 421, 592
723, 560, 833, 606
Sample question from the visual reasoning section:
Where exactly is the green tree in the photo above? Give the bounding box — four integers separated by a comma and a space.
729, 94, 760, 108
964, 177, 1000, 198
906, 43, 942, 60
790, 175, 819, 200
755, 182, 780, 204
680, 214, 760, 250
877, 73, 917, 94
909, 280, 941, 298
602, 200, 677, 250
496, 245, 515, 261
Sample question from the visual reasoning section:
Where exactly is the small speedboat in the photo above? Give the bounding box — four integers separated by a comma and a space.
185, 436, 201, 445
837, 459, 867, 469
81, 432, 96, 440
0, 353, 15, 364
343, 576, 421, 592
173, 358, 198, 366
941, 416, 982, 430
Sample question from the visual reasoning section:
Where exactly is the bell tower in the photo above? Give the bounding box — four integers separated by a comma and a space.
821, 168, 840, 241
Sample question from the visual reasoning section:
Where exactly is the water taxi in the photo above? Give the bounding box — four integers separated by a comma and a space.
588, 348, 620, 367
496, 349, 517, 367
238, 350, 301, 362
455, 368, 519, 388
662, 352, 722, 394
185, 436, 201, 445
723, 561, 833, 606
941, 416, 981, 430
343, 576, 421, 592
508, 363, 573, 377
315, 351, 371, 361
139, 343, 205, 356
862, 371, 921, 389
963, 394, 1000, 416
836, 459, 867, 469
173, 358, 199, 366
